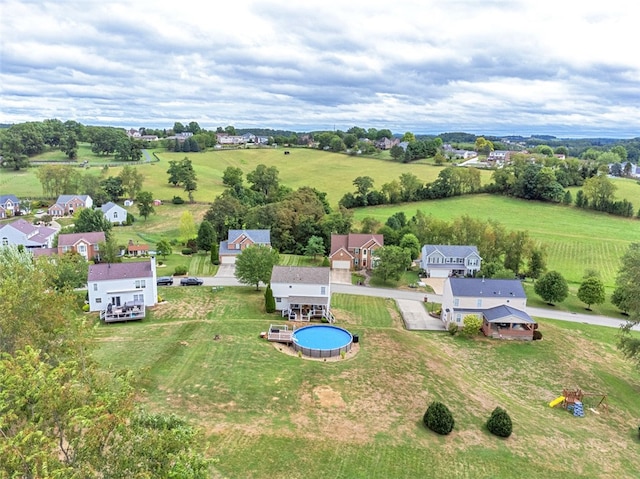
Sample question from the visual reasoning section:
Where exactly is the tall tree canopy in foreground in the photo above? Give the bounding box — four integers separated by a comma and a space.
613, 243, 640, 366
0, 246, 211, 477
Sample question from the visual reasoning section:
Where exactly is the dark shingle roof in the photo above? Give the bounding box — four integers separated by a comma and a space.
483, 305, 535, 324
88, 260, 153, 281
448, 278, 525, 298
270, 266, 330, 285
228, 229, 271, 244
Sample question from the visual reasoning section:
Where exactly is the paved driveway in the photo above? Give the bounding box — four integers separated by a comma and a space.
331, 269, 351, 284
396, 299, 446, 331
215, 265, 236, 278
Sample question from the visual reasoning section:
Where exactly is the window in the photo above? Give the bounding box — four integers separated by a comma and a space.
135, 280, 147, 289
94, 244, 99, 251
354, 248, 359, 254
363, 249, 367, 256
453, 298, 459, 307
354, 258, 359, 265
96, 298, 102, 304
78, 244, 86, 253
477, 299, 482, 307
321, 286, 326, 295
141, 280, 146, 288
113, 212, 118, 218
63, 246, 70, 253
133, 294, 143, 302
2, 237, 8, 246
93, 283, 98, 291
456, 314, 461, 323
276, 298, 281, 303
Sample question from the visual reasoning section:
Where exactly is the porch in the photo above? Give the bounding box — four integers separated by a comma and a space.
281, 295, 333, 323
482, 321, 535, 340
100, 300, 146, 323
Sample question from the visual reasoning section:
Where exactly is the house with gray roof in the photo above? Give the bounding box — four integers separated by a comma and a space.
100, 201, 128, 225
441, 277, 536, 340
270, 266, 332, 322
219, 229, 271, 264
0, 194, 21, 218
48, 194, 93, 217
87, 258, 158, 320
420, 245, 482, 278
0, 218, 57, 250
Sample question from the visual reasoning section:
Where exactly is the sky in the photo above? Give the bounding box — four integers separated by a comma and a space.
1, 0, 639, 138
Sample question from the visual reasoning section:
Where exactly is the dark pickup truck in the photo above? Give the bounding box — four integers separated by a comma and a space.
180, 277, 204, 286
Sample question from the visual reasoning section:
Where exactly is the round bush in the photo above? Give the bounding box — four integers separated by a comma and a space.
486, 407, 512, 438
174, 265, 188, 276
423, 401, 455, 435
181, 248, 193, 255
172, 196, 184, 204
533, 330, 543, 341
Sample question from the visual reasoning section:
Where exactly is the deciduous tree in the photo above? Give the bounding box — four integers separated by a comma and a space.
534, 270, 568, 305
136, 191, 155, 221
234, 245, 279, 290
577, 276, 605, 310
372, 245, 411, 282
613, 243, 640, 366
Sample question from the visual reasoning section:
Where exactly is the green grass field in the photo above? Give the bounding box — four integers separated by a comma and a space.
91, 287, 640, 479
353, 194, 640, 287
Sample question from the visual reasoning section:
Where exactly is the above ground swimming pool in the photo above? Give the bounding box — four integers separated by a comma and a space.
292, 324, 353, 358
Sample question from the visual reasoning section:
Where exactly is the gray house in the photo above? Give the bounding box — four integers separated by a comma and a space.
420, 245, 482, 278
218, 229, 271, 264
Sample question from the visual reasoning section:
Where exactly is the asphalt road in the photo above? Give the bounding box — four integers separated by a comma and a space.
181, 275, 634, 330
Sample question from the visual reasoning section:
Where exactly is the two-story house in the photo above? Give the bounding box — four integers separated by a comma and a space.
218, 229, 271, 264
329, 234, 384, 271
100, 202, 128, 225
270, 266, 332, 322
87, 258, 158, 321
48, 195, 93, 217
441, 277, 536, 340
0, 194, 20, 218
0, 219, 57, 249
420, 245, 482, 278
57, 232, 105, 260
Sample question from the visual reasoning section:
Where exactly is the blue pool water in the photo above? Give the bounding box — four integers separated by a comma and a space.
292, 325, 353, 357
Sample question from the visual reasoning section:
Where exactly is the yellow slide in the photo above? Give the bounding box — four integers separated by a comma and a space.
549, 396, 565, 408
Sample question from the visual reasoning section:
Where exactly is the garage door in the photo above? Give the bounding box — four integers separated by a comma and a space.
220, 255, 236, 264
332, 260, 351, 269
429, 269, 449, 278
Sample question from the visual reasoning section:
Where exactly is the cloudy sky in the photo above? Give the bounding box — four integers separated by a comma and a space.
1, 0, 639, 137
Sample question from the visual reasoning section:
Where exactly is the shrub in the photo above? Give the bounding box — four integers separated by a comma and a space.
264, 284, 276, 313
423, 401, 455, 435
82, 304, 90, 312
174, 265, 188, 276
460, 314, 482, 337
486, 407, 513, 438
321, 256, 330, 267
125, 212, 135, 225
157, 295, 163, 303
186, 238, 198, 253
448, 322, 459, 336
172, 196, 184, 204
533, 330, 543, 340
181, 248, 193, 255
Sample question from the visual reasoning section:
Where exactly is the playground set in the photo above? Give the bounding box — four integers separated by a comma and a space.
548, 388, 609, 417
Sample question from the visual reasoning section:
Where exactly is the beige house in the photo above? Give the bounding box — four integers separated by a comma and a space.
441, 278, 536, 340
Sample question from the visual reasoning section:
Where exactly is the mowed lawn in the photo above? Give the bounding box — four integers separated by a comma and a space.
91, 287, 640, 479
353, 194, 640, 287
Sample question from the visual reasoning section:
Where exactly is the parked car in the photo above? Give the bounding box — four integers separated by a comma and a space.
157, 276, 174, 286
180, 277, 203, 286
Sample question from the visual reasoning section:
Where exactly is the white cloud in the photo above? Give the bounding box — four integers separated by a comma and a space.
1, 0, 639, 136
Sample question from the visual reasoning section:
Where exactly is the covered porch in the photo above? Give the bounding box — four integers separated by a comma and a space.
481, 305, 536, 341
281, 295, 333, 323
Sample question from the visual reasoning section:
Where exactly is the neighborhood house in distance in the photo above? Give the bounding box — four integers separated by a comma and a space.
33, 231, 106, 260
218, 229, 271, 264
0, 218, 56, 249
420, 244, 482, 278
0, 194, 21, 218
329, 233, 384, 270
441, 277, 537, 340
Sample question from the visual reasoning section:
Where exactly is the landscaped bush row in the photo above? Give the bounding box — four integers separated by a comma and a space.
423, 401, 512, 438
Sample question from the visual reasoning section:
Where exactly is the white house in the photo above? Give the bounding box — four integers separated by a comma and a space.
100, 202, 128, 225
270, 266, 332, 322
0, 219, 57, 249
87, 258, 158, 319
441, 277, 535, 340
420, 245, 482, 278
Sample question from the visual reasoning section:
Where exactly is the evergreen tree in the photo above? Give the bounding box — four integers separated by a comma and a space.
486, 407, 513, 438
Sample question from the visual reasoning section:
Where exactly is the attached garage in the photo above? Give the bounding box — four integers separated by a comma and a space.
428, 268, 450, 278
220, 255, 236, 264
332, 260, 351, 270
